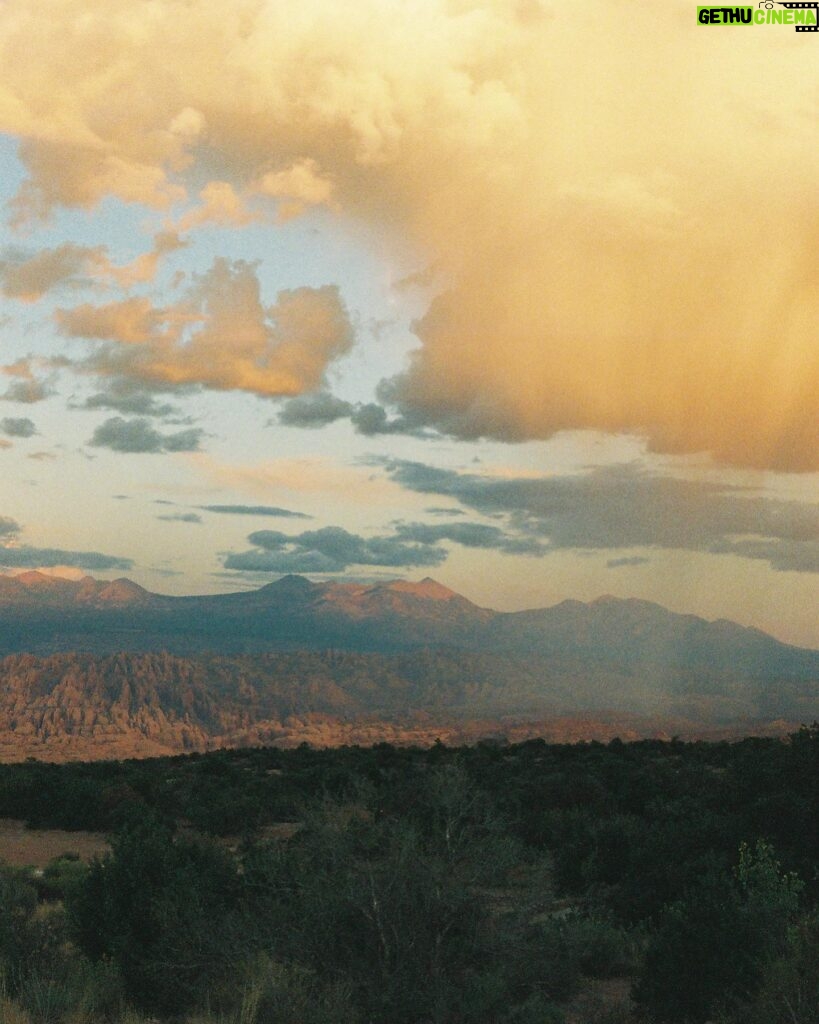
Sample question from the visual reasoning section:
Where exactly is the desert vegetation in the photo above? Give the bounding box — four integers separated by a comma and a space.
0, 726, 816, 1023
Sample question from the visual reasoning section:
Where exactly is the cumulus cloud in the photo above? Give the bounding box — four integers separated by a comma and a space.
89, 416, 203, 453
0, 417, 36, 437
225, 513, 553, 574
0, 515, 131, 569
393, 520, 546, 555
0, 546, 132, 570
277, 391, 432, 437
237, 525, 447, 572
278, 391, 354, 428
382, 459, 819, 573
0, 233, 183, 300
252, 158, 337, 221
1, 359, 54, 403
0, 516, 20, 538
59, 258, 354, 397
0, 243, 100, 301
174, 181, 259, 233
0, 0, 815, 468
2, 378, 52, 403
199, 504, 312, 519
79, 377, 181, 417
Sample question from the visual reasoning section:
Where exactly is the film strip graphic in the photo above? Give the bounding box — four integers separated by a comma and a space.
776, 1, 819, 31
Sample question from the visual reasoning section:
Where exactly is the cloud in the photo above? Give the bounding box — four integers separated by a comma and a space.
382, 459, 819, 573
2, 378, 52, 403
278, 391, 354, 428
89, 416, 203, 453
277, 391, 432, 437
0, 546, 132, 571
157, 512, 202, 523
175, 182, 259, 233
0, 517, 20, 538
224, 511, 555, 574
393, 520, 546, 555
0, 515, 131, 570
199, 504, 312, 519
227, 524, 448, 574
27, 451, 56, 461
1, 359, 54, 403
607, 556, 651, 569
0, 417, 36, 437
104, 231, 186, 288
1, 0, 815, 469
58, 258, 354, 397
0, 233, 183, 300
0, 243, 101, 301
252, 158, 337, 221
79, 377, 181, 417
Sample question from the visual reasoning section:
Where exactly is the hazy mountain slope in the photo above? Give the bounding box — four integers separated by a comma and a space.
1, 572, 817, 676
0, 647, 814, 762
0, 572, 815, 759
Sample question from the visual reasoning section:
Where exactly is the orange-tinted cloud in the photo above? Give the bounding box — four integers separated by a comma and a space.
0, 233, 184, 299
57, 258, 353, 396
0, 0, 816, 469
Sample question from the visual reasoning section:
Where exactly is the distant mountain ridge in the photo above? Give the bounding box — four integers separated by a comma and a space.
0, 572, 815, 760
0, 570, 815, 668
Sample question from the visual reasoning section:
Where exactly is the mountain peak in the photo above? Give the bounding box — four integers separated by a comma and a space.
383, 578, 460, 601
14, 570, 60, 588
94, 578, 151, 605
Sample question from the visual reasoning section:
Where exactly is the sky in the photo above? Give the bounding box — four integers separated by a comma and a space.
0, 0, 816, 647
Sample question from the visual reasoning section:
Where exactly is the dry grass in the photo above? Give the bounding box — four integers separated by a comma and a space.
0, 819, 108, 868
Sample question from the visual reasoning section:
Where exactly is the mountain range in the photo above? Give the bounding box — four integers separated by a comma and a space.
0, 572, 816, 760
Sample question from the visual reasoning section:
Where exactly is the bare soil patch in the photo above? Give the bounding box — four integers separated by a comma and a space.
0, 818, 108, 867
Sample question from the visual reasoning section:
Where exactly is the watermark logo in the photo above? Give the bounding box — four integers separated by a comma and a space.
697, 2, 818, 31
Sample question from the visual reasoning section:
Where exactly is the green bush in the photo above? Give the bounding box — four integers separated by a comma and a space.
634, 842, 804, 1023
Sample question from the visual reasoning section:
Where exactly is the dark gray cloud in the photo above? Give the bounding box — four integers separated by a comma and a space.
0, 546, 132, 570
393, 521, 547, 555
0, 417, 36, 438
278, 391, 354, 428
425, 507, 466, 517
277, 391, 433, 438
224, 549, 345, 574
89, 417, 203, 454
349, 403, 430, 437
1, 378, 53, 403
224, 511, 556, 575
0, 514, 131, 570
236, 526, 447, 572
710, 538, 819, 574
380, 459, 819, 573
80, 378, 181, 418
200, 504, 312, 519
0, 517, 21, 538
607, 556, 651, 568
157, 512, 202, 524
